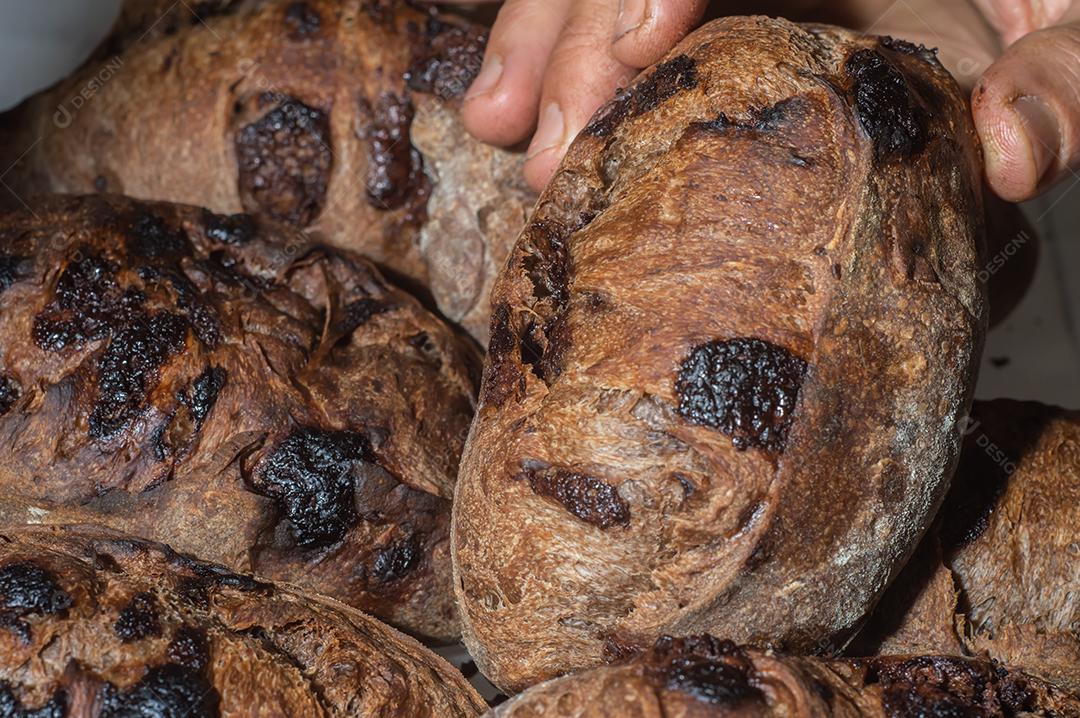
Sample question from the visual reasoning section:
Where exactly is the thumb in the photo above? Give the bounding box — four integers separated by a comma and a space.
973, 19, 1080, 201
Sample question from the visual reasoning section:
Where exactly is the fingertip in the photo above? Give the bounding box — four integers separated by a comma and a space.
523, 146, 564, 192
462, 80, 536, 147
611, 0, 708, 68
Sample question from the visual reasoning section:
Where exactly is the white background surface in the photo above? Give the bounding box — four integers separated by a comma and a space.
2, 1, 1074, 404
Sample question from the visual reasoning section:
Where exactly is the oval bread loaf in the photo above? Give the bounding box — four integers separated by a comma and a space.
489, 634, 1080, 717
853, 399, 1080, 694
0, 0, 535, 342
0, 524, 487, 717
0, 193, 477, 641
453, 16, 987, 690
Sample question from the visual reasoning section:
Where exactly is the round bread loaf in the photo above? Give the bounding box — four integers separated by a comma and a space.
0, 0, 535, 342
0, 193, 477, 641
453, 16, 987, 690
489, 634, 1080, 717
0, 524, 486, 717
853, 399, 1080, 694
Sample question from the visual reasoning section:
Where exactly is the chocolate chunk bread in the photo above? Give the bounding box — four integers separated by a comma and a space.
452, 17, 987, 690
0, 193, 477, 641
853, 399, 1080, 693
0, 524, 486, 717
0, 0, 535, 342
489, 634, 1079, 717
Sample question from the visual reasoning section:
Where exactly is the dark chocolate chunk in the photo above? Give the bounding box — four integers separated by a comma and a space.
0, 254, 29, 294
184, 366, 226, 427
869, 656, 1035, 718
524, 468, 630, 529
283, 1, 320, 39
584, 54, 697, 137
676, 337, 807, 452
99, 664, 218, 718
167, 626, 211, 671
364, 93, 425, 212
125, 212, 191, 260
0, 375, 20, 416
235, 97, 332, 227
0, 683, 65, 718
647, 635, 763, 706
256, 428, 375, 548
202, 210, 256, 245
0, 561, 71, 642
407, 17, 488, 100
114, 592, 162, 642
845, 49, 928, 159
371, 535, 421, 582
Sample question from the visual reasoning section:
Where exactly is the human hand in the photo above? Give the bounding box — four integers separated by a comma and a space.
442, 0, 708, 191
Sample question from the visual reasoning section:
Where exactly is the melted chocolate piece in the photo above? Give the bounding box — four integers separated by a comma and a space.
0, 375, 20, 416
0, 561, 71, 642
283, 1, 320, 39
647, 635, 763, 706
0, 254, 29, 294
676, 337, 807, 452
202, 210, 256, 246
0, 683, 65, 718
364, 93, 425, 212
114, 592, 162, 642
235, 97, 332, 227
167, 627, 211, 671
524, 468, 630, 529
407, 17, 488, 100
256, 428, 374, 548
99, 664, 219, 718
845, 49, 928, 159
584, 54, 698, 137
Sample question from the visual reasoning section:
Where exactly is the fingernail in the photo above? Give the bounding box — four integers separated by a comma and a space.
1012, 95, 1059, 183
614, 0, 646, 40
527, 102, 566, 159
465, 53, 503, 101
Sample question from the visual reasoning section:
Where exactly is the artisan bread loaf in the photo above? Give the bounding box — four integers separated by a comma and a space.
0, 524, 486, 717
0, 193, 477, 641
489, 634, 1080, 717
0, 0, 534, 341
453, 16, 986, 690
853, 399, 1080, 693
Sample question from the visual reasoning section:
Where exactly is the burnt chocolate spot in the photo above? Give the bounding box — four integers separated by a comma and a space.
184, 366, 226, 427
337, 298, 391, 337
481, 302, 523, 407
845, 49, 928, 159
32, 253, 124, 351
694, 96, 809, 134
879, 36, 939, 64
114, 592, 161, 642
523, 468, 630, 529
407, 17, 488, 100
0, 254, 29, 293
0, 683, 65, 718
0, 561, 71, 643
90, 310, 188, 440
0, 375, 20, 416
517, 219, 577, 384
283, 1, 320, 39
202, 210, 256, 245
647, 635, 763, 706
371, 535, 421, 582
869, 656, 1035, 718
125, 212, 191, 260
99, 664, 218, 718
167, 627, 211, 671
364, 93, 425, 212
585, 54, 697, 137
256, 428, 375, 548
676, 337, 807, 452
236, 96, 332, 227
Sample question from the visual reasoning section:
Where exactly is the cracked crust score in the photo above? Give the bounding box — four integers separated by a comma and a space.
452, 16, 986, 691
0, 194, 478, 642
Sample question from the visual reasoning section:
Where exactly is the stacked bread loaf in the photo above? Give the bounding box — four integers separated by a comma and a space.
0, 2, 1075, 716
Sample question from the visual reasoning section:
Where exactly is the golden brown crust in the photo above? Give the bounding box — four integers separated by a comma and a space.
489, 635, 1080, 717
0, 0, 534, 342
0, 524, 486, 717
853, 399, 1080, 693
0, 193, 477, 641
452, 17, 986, 691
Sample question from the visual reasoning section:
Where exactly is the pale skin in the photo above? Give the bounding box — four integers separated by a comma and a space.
445, 0, 1080, 202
